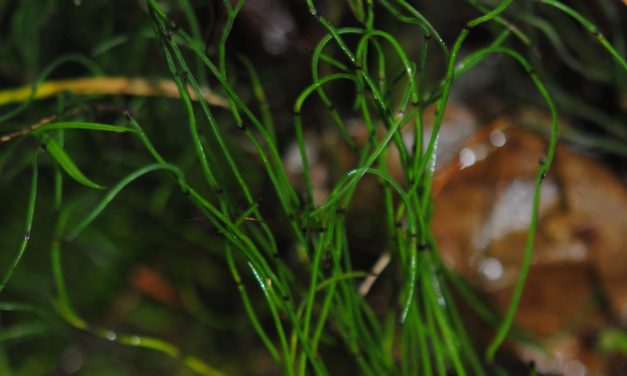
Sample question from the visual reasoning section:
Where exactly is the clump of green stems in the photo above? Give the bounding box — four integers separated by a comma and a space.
0, 0, 625, 375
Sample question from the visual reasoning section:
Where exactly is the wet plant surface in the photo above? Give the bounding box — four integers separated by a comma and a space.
0, 0, 625, 375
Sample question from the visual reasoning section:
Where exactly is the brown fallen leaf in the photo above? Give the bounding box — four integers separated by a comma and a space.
432, 116, 627, 374
129, 265, 181, 307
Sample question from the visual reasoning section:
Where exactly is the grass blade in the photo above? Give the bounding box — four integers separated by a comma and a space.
43, 137, 105, 190
65, 163, 184, 240
0, 154, 38, 293
32, 121, 135, 134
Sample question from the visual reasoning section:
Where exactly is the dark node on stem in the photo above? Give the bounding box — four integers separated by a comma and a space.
419, 242, 429, 251
310, 8, 320, 19
318, 226, 327, 233
301, 226, 307, 233
590, 28, 602, 38
526, 66, 535, 75
541, 173, 546, 181
282, 295, 290, 301
424, 33, 432, 40
235, 280, 243, 286
324, 251, 331, 269
464, 22, 474, 30
24, 231, 31, 240
411, 99, 420, 107
272, 252, 280, 259
123, 110, 133, 121
327, 103, 335, 111
539, 156, 547, 165
256, 196, 264, 206
336, 207, 346, 215
176, 69, 188, 81
165, 29, 173, 41
170, 21, 180, 32
214, 186, 223, 194
354, 61, 363, 71
408, 232, 418, 238
394, 221, 403, 228
238, 123, 247, 131
39, 143, 47, 152
292, 109, 301, 117
369, 271, 380, 277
